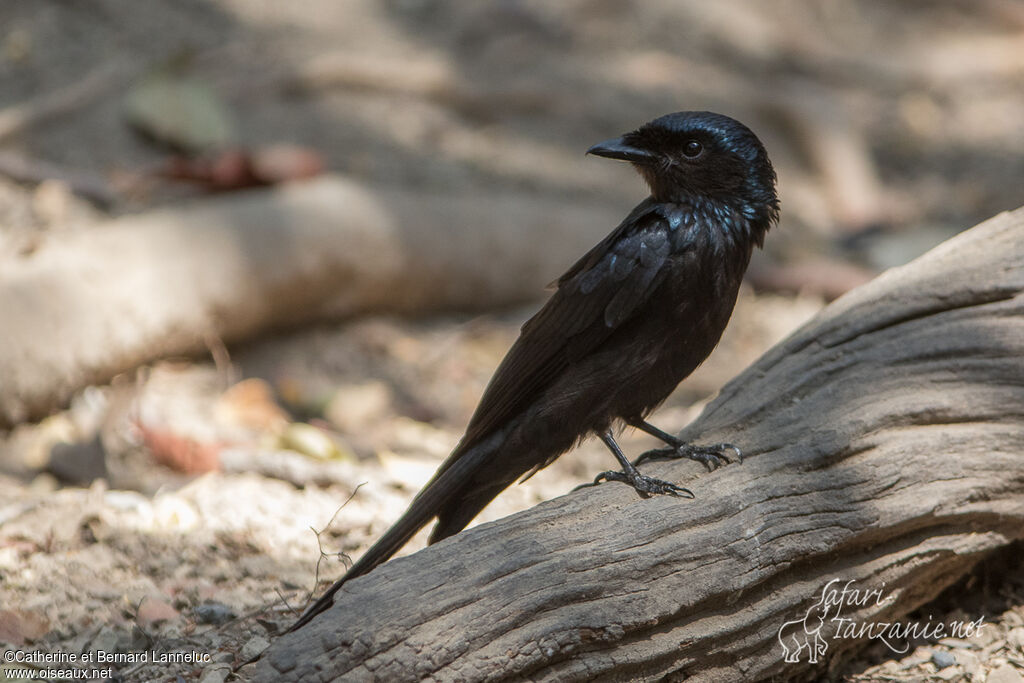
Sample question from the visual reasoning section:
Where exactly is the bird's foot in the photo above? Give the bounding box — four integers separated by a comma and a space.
590, 469, 694, 498
633, 442, 742, 471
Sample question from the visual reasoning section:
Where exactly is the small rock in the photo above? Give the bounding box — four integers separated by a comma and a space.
250, 144, 325, 184
216, 378, 290, 433
0, 610, 50, 645
140, 425, 222, 474
966, 619, 996, 647
194, 602, 236, 625
124, 74, 235, 152
136, 597, 179, 628
16, 414, 77, 470
103, 490, 151, 514
79, 514, 112, 544
1007, 626, 1024, 651
89, 626, 120, 655
932, 650, 956, 669
900, 646, 932, 668
988, 663, 1024, 683
64, 625, 102, 657
939, 637, 976, 650
198, 664, 231, 683
958, 651, 980, 676
48, 435, 107, 485
255, 617, 281, 636
241, 635, 270, 661
278, 422, 344, 460
126, 625, 151, 652
28, 473, 59, 493
982, 641, 1005, 659
152, 495, 200, 532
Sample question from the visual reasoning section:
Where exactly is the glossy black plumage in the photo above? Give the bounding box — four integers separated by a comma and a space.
291, 111, 779, 631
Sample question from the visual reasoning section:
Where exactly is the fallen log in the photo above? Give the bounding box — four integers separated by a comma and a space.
254, 207, 1024, 682
0, 176, 619, 427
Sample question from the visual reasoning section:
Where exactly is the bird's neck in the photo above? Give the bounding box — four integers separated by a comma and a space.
658, 195, 773, 252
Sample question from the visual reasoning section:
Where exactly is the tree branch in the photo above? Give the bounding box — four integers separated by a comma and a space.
254, 207, 1024, 682
0, 176, 618, 427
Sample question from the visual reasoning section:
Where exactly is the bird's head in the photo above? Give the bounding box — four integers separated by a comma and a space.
588, 111, 779, 226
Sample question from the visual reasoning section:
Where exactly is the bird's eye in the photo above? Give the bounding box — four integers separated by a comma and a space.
683, 140, 703, 158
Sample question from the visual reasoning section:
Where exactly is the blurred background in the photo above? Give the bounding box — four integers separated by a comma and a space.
4, 1, 1024, 265
1, 1, 1022, 679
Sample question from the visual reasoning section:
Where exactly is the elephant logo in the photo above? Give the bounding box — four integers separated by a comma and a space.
777, 590, 837, 663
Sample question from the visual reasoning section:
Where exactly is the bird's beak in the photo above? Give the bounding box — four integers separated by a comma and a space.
586, 136, 656, 163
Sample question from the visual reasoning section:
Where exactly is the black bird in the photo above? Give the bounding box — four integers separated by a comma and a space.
291, 111, 779, 630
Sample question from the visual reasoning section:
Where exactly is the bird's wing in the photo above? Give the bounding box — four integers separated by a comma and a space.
453, 201, 676, 454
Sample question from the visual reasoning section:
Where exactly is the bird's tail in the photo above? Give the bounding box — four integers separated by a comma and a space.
288, 432, 501, 631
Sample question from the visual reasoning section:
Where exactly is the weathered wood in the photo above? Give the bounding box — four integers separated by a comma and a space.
0, 176, 617, 427
254, 207, 1024, 682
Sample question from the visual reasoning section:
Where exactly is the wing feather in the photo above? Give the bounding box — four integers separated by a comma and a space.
452, 202, 678, 453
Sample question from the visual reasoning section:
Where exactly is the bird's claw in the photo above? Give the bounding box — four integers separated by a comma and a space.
633, 442, 742, 471
591, 469, 694, 498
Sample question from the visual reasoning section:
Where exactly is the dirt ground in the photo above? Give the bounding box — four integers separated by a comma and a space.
1, 1, 1023, 681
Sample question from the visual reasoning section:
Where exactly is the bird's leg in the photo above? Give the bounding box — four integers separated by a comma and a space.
588, 429, 694, 498
628, 419, 741, 471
